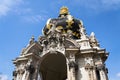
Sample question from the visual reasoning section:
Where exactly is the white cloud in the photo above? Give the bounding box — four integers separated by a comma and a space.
51, 0, 120, 13
22, 15, 48, 23
0, 74, 8, 80
14, 8, 32, 15
0, 0, 48, 22
73, 0, 120, 11
0, 0, 23, 16
117, 72, 120, 77
101, 0, 120, 10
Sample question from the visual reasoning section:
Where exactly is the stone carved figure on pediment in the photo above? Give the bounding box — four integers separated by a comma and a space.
89, 32, 100, 48
29, 36, 35, 45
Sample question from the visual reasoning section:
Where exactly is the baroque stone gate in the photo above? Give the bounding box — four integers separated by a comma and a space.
13, 7, 109, 80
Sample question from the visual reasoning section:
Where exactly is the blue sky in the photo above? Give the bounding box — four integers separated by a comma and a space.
0, 0, 120, 80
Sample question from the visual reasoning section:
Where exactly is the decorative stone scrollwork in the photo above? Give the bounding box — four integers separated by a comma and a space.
13, 7, 109, 80
25, 59, 35, 74
26, 64, 35, 74
19, 69, 25, 74
38, 36, 46, 45
68, 61, 78, 71
43, 40, 48, 46
40, 30, 66, 55
85, 63, 93, 70
96, 64, 105, 70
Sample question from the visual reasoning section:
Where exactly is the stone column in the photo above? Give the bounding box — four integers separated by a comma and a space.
67, 60, 70, 80
87, 68, 94, 80
90, 69, 94, 80
67, 53, 77, 80
85, 65, 95, 80
16, 72, 20, 80
92, 68, 97, 80
67, 61, 76, 80
69, 68, 75, 80
22, 71, 26, 80
99, 69, 108, 80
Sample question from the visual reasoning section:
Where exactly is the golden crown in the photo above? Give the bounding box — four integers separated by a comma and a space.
60, 6, 69, 14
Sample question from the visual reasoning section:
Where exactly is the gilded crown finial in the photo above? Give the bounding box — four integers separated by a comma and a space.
60, 6, 69, 15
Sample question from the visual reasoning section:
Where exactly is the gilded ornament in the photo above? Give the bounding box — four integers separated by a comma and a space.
66, 20, 74, 28
46, 24, 52, 30
60, 6, 69, 14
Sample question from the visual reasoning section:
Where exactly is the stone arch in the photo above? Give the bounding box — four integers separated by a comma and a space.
21, 42, 43, 55
39, 52, 67, 80
65, 39, 80, 48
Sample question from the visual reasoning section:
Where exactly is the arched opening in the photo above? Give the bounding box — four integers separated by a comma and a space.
39, 52, 67, 80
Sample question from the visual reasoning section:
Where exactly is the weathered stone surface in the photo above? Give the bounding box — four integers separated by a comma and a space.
13, 7, 109, 80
